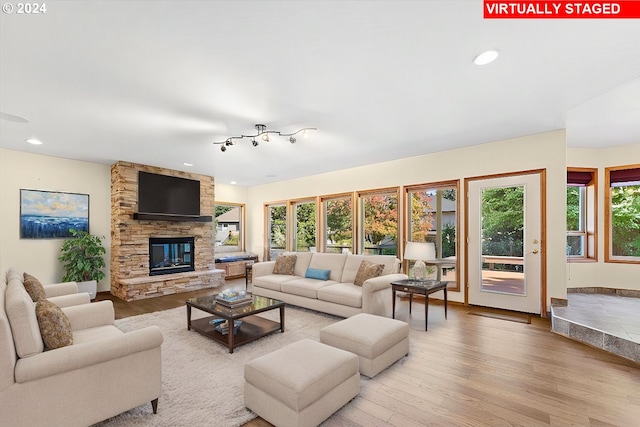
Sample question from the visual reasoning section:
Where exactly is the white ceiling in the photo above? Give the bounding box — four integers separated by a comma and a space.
1, 1, 639, 186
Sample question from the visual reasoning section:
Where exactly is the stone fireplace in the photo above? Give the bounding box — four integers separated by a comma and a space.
110, 161, 223, 301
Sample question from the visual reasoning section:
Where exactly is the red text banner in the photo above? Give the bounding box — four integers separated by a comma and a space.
484, 1, 640, 18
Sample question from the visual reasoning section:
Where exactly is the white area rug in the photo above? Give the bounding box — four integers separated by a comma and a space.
94, 305, 341, 427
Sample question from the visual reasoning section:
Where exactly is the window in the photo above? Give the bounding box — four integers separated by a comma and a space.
605, 165, 640, 263
405, 182, 459, 290
265, 203, 287, 260
291, 199, 317, 252
357, 188, 399, 256
214, 203, 244, 253
321, 194, 354, 253
566, 168, 597, 261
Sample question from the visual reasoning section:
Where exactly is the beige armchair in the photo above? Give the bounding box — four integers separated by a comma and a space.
0, 270, 163, 426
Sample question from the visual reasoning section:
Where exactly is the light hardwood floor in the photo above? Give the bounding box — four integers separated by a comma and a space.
99, 282, 640, 427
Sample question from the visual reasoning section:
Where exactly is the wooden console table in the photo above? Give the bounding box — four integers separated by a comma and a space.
214, 255, 258, 280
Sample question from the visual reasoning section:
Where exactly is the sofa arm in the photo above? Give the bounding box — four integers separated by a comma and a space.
252, 261, 276, 278
48, 293, 91, 308
44, 282, 78, 298
14, 326, 163, 383
362, 273, 409, 293
62, 300, 115, 331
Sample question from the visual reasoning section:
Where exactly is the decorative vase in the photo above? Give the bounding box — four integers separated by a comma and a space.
413, 260, 427, 280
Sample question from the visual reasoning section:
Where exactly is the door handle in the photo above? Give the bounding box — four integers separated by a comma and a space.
532, 249, 539, 254
532, 239, 539, 244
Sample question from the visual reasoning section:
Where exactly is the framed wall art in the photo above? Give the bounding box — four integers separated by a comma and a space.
20, 189, 89, 239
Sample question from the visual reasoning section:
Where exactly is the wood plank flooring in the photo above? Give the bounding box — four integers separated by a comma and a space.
100, 282, 640, 427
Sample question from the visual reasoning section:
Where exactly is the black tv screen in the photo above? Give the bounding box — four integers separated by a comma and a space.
137, 171, 200, 216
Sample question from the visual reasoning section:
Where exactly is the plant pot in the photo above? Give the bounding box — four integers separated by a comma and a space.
77, 280, 97, 300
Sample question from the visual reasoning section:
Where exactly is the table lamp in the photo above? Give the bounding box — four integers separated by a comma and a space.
404, 242, 434, 280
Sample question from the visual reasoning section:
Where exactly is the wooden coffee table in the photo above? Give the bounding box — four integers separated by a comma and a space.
391, 279, 447, 331
186, 294, 285, 353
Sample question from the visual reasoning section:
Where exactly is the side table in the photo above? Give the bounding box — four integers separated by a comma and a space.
391, 279, 447, 331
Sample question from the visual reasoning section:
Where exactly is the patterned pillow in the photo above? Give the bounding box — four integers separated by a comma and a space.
23, 272, 47, 302
353, 260, 385, 286
35, 300, 73, 350
273, 254, 297, 275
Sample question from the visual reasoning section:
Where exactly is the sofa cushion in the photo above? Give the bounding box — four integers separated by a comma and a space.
35, 300, 73, 350
273, 255, 297, 275
317, 283, 363, 308
305, 268, 331, 281
283, 251, 314, 277
5, 277, 44, 357
252, 274, 297, 292
281, 278, 338, 299
308, 253, 347, 282
341, 255, 399, 283
353, 261, 385, 286
23, 272, 47, 302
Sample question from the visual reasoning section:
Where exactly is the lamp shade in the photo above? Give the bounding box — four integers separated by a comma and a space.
404, 242, 435, 261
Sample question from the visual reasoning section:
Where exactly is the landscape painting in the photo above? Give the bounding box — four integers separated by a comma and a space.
20, 189, 89, 239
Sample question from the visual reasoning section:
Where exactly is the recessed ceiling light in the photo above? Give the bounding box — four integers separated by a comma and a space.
26, 138, 43, 145
473, 49, 500, 65
230, 181, 237, 185
183, 162, 193, 166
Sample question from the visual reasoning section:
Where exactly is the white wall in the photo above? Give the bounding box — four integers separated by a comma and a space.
566, 144, 640, 290
246, 130, 568, 307
214, 182, 249, 204
0, 148, 112, 291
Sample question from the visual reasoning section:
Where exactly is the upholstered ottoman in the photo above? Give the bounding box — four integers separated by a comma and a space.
244, 339, 360, 427
320, 313, 409, 378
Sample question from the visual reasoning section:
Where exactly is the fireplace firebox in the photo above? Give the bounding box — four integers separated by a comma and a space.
149, 237, 195, 276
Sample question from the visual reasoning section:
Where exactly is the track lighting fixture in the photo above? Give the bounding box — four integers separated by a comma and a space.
213, 124, 317, 152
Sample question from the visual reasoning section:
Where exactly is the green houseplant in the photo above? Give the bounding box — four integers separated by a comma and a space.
58, 228, 106, 298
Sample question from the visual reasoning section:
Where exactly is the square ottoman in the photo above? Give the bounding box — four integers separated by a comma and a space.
244, 339, 360, 427
320, 313, 409, 378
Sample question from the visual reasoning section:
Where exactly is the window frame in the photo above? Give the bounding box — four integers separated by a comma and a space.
319, 192, 355, 253
566, 167, 597, 262
289, 197, 318, 252
605, 164, 640, 264
213, 202, 246, 254
264, 201, 288, 261
356, 187, 400, 256
403, 180, 460, 291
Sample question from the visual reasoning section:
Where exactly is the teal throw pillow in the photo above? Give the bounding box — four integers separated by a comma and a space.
305, 268, 331, 281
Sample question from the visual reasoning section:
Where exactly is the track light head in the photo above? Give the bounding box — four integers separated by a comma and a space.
289, 136, 296, 144
252, 138, 259, 147
220, 145, 227, 152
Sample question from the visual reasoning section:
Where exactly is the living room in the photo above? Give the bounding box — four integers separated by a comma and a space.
1, 1, 639, 426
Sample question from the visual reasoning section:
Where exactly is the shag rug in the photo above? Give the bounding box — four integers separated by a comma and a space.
93, 305, 341, 427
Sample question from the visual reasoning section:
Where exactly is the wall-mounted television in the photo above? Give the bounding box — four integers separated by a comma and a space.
137, 171, 201, 217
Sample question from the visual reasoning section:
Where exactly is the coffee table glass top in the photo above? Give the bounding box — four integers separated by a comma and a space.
186, 294, 284, 319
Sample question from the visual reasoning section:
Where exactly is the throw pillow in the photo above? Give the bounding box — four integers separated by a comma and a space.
353, 260, 385, 286
23, 272, 47, 302
273, 254, 297, 275
305, 268, 331, 281
35, 300, 73, 350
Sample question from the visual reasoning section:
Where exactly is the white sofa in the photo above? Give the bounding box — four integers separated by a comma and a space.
1, 269, 163, 427
251, 252, 408, 318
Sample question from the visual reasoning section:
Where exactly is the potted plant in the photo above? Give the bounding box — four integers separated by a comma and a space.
58, 228, 106, 299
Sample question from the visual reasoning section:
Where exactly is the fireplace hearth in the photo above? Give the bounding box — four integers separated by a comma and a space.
149, 237, 195, 276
